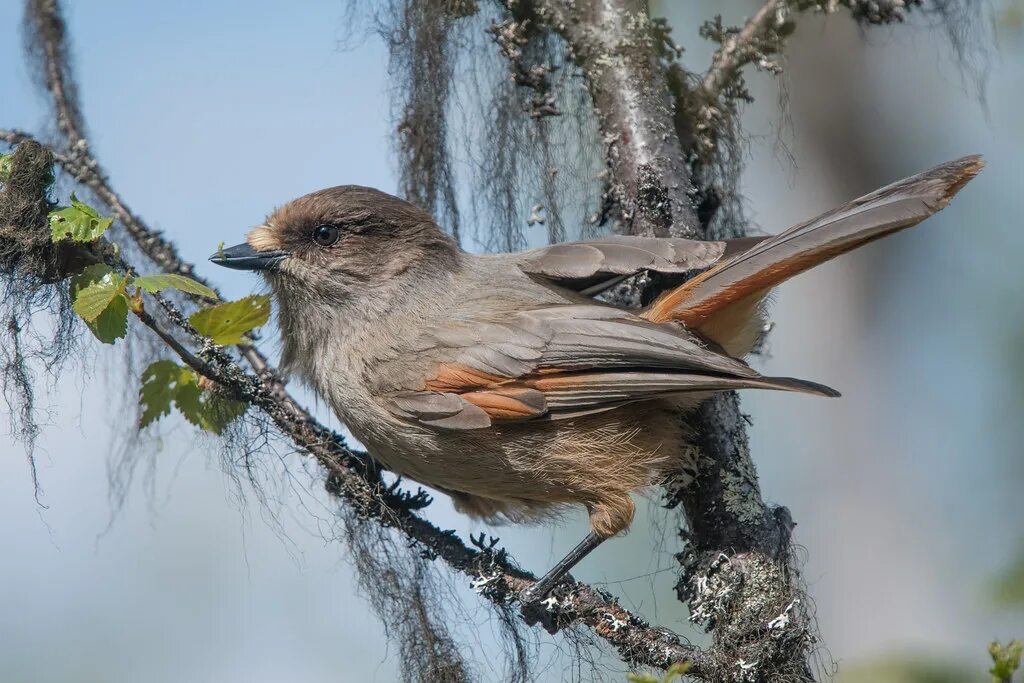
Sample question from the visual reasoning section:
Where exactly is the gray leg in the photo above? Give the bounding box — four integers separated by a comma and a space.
520, 532, 606, 604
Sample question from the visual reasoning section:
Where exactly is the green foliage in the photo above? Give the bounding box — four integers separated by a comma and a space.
990, 641, 1022, 683
0, 152, 12, 181
70, 266, 127, 321
626, 663, 690, 683
48, 196, 224, 346
49, 192, 113, 242
188, 294, 270, 345
139, 360, 181, 427
132, 273, 217, 299
174, 373, 246, 434
46, 193, 252, 429
69, 264, 129, 343
139, 360, 245, 434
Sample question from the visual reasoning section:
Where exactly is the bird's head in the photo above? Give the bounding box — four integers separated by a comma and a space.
210, 185, 460, 305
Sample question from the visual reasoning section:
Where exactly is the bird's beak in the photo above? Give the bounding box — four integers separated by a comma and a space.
209, 243, 288, 271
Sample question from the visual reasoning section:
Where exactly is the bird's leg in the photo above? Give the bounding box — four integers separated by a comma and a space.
519, 531, 606, 604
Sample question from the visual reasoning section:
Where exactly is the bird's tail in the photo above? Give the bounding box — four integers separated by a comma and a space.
641, 155, 985, 355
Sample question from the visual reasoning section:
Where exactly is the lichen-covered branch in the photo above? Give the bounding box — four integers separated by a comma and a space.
701, 0, 789, 100
509, 0, 700, 238
689, 0, 980, 165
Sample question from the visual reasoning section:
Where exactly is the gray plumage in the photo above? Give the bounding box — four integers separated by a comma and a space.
213, 155, 982, 543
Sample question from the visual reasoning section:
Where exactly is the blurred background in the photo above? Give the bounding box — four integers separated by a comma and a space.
1, 1, 1022, 681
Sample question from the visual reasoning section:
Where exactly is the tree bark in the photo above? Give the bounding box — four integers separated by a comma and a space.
525, 0, 700, 238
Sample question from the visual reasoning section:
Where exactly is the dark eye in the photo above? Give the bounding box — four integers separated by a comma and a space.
312, 223, 341, 247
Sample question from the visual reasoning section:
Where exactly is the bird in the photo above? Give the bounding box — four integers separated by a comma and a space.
210, 155, 982, 602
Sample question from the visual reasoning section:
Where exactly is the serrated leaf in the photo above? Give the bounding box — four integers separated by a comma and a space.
69, 265, 129, 342
70, 264, 126, 321
86, 293, 128, 343
132, 273, 217, 299
189, 294, 270, 345
174, 372, 246, 434
139, 360, 184, 428
72, 278, 125, 322
138, 363, 245, 433
49, 192, 114, 242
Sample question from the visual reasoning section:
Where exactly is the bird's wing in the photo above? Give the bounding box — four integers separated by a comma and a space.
515, 235, 768, 294
381, 304, 836, 430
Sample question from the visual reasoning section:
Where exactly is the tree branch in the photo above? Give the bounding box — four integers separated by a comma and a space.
700, 0, 788, 100
511, 0, 701, 238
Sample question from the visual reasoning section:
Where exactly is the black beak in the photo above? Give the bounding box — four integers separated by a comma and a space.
209, 243, 288, 271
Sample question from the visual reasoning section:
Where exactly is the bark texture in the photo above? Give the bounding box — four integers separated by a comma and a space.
521, 0, 700, 238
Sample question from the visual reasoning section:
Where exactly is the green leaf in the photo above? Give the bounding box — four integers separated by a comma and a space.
72, 275, 125, 321
69, 265, 129, 343
49, 193, 114, 242
990, 641, 1022, 683
0, 153, 12, 181
173, 372, 246, 435
132, 273, 217, 299
138, 362, 245, 434
87, 294, 129, 343
139, 360, 183, 428
189, 294, 270, 345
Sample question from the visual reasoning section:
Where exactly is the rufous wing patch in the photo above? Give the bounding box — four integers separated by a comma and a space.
424, 363, 509, 392
460, 387, 548, 420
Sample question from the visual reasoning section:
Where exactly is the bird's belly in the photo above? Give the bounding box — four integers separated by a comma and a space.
348, 401, 696, 506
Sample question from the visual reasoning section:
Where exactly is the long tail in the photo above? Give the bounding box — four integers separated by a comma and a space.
642, 155, 984, 354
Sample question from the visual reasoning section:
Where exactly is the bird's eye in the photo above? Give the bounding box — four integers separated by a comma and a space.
312, 223, 341, 247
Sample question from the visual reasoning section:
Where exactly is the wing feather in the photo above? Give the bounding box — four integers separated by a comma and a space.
382, 303, 837, 429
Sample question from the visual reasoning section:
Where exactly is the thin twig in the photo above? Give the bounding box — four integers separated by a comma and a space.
700, 0, 788, 98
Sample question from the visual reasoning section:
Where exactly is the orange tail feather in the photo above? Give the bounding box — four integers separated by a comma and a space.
642, 155, 984, 354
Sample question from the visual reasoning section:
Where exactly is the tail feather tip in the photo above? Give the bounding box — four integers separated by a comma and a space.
937, 154, 985, 202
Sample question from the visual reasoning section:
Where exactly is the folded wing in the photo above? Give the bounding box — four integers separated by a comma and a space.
382, 304, 836, 430
516, 235, 767, 295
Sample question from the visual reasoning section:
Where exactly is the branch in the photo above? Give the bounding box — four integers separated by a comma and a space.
700, 0, 789, 100
690, 1, 960, 162
512, 0, 701, 238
